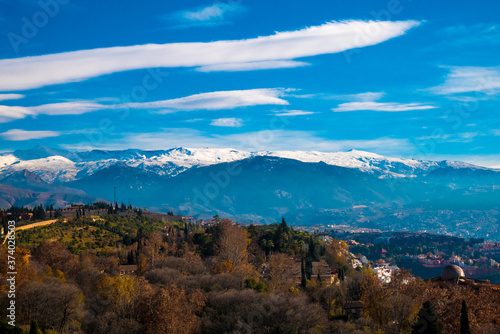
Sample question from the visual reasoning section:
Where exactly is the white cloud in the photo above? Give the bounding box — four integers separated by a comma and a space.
0, 20, 420, 91
223, 131, 413, 154
273, 109, 316, 117
183, 4, 226, 22
332, 92, 385, 102
66, 128, 414, 157
417, 132, 485, 143
196, 60, 310, 72
0, 105, 34, 123
431, 66, 500, 95
210, 118, 243, 127
167, 3, 246, 27
333, 101, 437, 112
123, 88, 289, 112
30, 101, 111, 115
492, 129, 500, 136
0, 89, 289, 122
331, 91, 436, 112
0, 129, 61, 141
184, 4, 242, 22
0, 94, 24, 101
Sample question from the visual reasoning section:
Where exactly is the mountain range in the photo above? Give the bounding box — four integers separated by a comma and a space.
0, 146, 499, 228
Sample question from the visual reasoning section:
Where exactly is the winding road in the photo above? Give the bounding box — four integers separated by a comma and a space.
2, 219, 59, 244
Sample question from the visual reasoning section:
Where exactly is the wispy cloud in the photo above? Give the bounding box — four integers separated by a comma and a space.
210, 118, 243, 127
0, 20, 420, 91
431, 66, 500, 95
0, 101, 112, 122
65, 128, 414, 156
437, 23, 500, 47
0, 129, 61, 141
331, 91, 436, 112
0, 89, 290, 122
0, 94, 25, 101
334, 101, 436, 112
196, 60, 310, 72
123, 88, 289, 112
166, 3, 246, 28
273, 109, 316, 117
332, 92, 385, 102
416, 131, 485, 143
30, 101, 111, 115
0, 105, 34, 123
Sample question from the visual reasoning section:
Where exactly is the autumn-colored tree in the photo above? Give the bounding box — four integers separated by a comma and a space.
18, 278, 83, 333
31, 241, 79, 278
85, 276, 147, 334
360, 270, 390, 324
201, 289, 329, 333
214, 220, 248, 270
139, 284, 205, 334
0, 245, 37, 292
266, 253, 294, 292
420, 281, 500, 333
325, 239, 350, 270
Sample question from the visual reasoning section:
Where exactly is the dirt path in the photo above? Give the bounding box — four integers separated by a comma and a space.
2, 219, 59, 244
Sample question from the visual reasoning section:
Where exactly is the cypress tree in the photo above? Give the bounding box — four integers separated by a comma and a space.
30, 320, 42, 334
412, 301, 441, 334
127, 250, 134, 264
38, 204, 45, 219
281, 217, 289, 233
460, 300, 471, 334
305, 256, 312, 280
301, 256, 306, 288
338, 266, 345, 282
33, 206, 38, 220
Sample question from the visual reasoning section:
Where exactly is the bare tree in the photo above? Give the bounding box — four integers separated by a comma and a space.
266, 253, 295, 292
19, 278, 83, 333
214, 220, 248, 269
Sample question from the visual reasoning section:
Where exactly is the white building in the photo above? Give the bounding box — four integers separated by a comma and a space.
373, 263, 399, 283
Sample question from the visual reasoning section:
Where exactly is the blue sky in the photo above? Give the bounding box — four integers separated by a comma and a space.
0, 0, 499, 167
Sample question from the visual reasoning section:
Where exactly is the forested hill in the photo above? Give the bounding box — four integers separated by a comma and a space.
1, 209, 498, 333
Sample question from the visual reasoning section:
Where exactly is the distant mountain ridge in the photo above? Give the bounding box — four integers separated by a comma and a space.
0, 145, 490, 183
1, 146, 499, 224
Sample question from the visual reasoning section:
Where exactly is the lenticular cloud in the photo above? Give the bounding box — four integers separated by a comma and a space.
0, 20, 419, 91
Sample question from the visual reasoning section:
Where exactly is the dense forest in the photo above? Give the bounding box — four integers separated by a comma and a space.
0, 212, 499, 333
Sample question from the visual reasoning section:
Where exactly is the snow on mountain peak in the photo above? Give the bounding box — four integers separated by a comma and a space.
0, 155, 77, 183
0, 146, 491, 184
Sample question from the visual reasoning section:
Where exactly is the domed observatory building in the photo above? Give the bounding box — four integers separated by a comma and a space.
427, 264, 500, 291
440, 264, 465, 284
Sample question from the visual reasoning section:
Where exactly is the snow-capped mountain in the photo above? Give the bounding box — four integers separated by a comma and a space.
0, 147, 499, 232
257, 149, 479, 178
0, 145, 488, 183
0, 146, 251, 183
